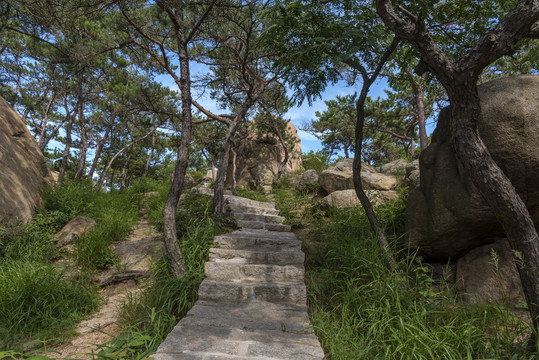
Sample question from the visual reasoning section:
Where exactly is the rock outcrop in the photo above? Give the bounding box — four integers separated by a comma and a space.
226, 122, 302, 191
406, 75, 539, 258
0, 96, 52, 224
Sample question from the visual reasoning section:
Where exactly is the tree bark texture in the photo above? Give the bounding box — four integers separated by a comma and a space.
448, 81, 539, 341
213, 114, 246, 216
74, 87, 87, 181
161, 4, 193, 276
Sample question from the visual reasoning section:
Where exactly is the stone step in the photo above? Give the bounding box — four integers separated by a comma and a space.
225, 196, 277, 210
205, 262, 305, 283
209, 248, 304, 265
179, 301, 313, 333
214, 232, 301, 252
265, 223, 292, 232
198, 280, 307, 304
228, 206, 281, 216
236, 220, 291, 232
155, 324, 324, 359
234, 212, 286, 224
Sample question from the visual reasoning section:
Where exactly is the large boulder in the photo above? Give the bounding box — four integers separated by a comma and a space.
376, 159, 408, 175
406, 75, 539, 258
296, 169, 319, 191
319, 158, 397, 193
321, 189, 399, 209
0, 96, 52, 224
226, 122, 302, 190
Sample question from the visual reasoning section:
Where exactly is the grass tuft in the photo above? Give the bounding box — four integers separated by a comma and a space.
0, 260, 99, 348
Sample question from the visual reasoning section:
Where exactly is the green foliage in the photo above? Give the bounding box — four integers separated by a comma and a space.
41, 183, 139, 271
41, 181, 97, 218
0, 211, 69, 262
271, 181, 319, 228
302, 150, 332, 172
235, 188, 268, 203
0, 260, 99, 349
306, 94, 357, 159
304, 198, 534, 359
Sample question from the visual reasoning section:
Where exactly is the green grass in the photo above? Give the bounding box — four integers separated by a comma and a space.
0, 260, 99, 348
0, 180, 141, 350
303, 199, 535, 359
235, 187, 268, 202
91, 186, 229, 359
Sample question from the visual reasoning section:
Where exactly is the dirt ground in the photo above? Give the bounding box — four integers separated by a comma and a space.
48, 197, 163, 359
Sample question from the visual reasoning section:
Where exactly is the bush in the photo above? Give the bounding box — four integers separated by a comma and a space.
302, 150, 332, 172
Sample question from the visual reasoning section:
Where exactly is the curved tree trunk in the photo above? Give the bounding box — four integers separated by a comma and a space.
143, 121, 157, 177
230, 146, 238, 195
272, 123, 290, 185
354, 93, 397, 271
88, 113, 116, 180
447, 82, 539, 346
351, 36, 400, 271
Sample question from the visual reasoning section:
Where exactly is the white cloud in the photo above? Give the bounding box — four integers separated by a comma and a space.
296, 129, 319, 141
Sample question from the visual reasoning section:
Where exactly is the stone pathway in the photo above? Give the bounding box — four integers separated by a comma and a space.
153, 195, 325, 360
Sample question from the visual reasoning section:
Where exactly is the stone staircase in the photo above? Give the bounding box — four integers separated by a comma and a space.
153, 194, 325, 360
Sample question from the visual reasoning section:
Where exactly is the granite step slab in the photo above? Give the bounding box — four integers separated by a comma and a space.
198, 280, 307, 304
205, 262, 305, 283
209, 248, 304, 265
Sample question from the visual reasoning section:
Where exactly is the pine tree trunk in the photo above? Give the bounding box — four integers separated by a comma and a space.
214, 119, 243, 216
88, 113, 115, 180
74, 86, 87, 180
354, 92, 397, 271
143, 124, 156, 177
162, 15, 191, 276
231, 146, 238, 195
447, 82, 539, 344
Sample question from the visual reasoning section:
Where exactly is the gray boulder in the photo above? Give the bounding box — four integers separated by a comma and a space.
320, 189, 399, 209
0, 96, 52, 223
456, 238, 524, 306
377, 159, 408, 175
55, 216, 96, 246
319, 158, 395, 194
296, 169, 319, 191
406, 75, 539, 258
405, 160, 420, 189
226, 122, 302, 190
